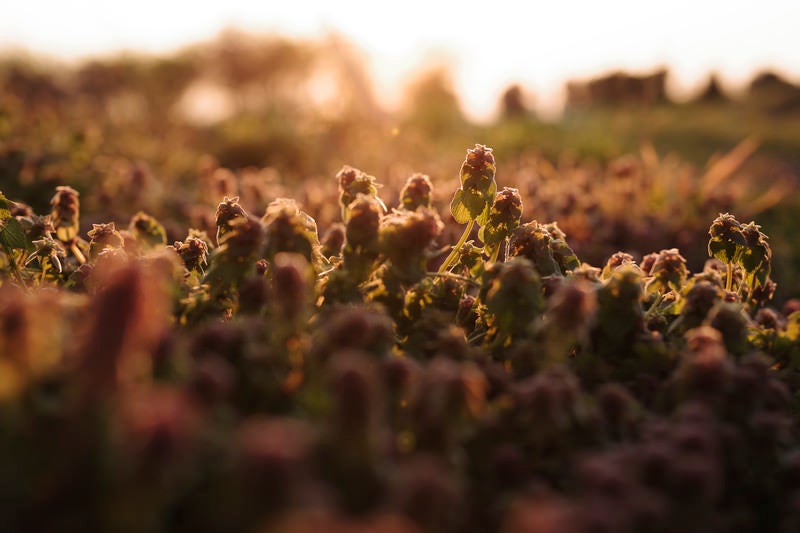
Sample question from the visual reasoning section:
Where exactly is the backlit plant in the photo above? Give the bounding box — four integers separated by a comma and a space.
0, 144, 799, 533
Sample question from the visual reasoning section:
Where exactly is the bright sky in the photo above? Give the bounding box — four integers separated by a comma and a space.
2, 0, 799, 119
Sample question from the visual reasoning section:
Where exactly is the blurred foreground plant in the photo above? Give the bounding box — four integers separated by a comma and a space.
0, 145, 799, 533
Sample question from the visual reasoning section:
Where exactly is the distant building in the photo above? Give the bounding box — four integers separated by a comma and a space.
499, 84, 532, 119
565, 69, 669, 110
695, 74, 729, 104
747, 71, 800, 115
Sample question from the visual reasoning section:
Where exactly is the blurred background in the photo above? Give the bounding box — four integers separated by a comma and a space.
2, 0, 800, 298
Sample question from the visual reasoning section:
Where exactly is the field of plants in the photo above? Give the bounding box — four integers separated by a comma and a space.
3, 38, 800, 532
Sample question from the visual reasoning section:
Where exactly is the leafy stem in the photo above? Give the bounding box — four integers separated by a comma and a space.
726, 261, 733, 292
438, 219, 474, 273
1, 243, 27, 289
71, 242, 87, 265
488, 243, 501, 264
426, 270, 481, 287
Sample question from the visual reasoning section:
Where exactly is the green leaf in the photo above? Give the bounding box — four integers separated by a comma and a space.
786, 311, 800, 341
0, 192, 13, 220
755, 267, 770, 288
475, 203, 491, 227
474, 181, 497, 227
708, 237, 738, 264
736, 236, 771, 289
0, 217, 27, 250
550, 239, 580, 272
737, 244, 767, 272
450, 189, 472, 224
479, 221, 504, 246
460, 159, 495, 186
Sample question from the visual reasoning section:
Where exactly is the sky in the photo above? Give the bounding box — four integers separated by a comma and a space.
2, 0, 799, 119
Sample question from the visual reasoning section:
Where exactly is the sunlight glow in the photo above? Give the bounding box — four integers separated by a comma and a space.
2, 0, 799, 119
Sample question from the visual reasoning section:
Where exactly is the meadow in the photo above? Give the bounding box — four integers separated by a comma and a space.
2, 36, 800, 532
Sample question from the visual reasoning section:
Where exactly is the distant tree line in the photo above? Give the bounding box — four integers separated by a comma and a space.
562, 68, 800, 114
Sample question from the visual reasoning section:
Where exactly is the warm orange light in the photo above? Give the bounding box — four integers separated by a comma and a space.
2, 0, 798, 120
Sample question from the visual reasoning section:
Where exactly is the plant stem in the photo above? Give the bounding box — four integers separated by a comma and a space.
426, 271, 480, 287
488, 243, 501, 264
726, 262, 733, 292
467, 329, 487, 345
438, 219, 474, 274
644, 292, 664, 321
2, 245, 27, 290
71, 242, 86, 265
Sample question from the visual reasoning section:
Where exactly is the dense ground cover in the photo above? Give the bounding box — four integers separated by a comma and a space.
3, 41, 799, 299
4, 42, 800, 531
2, 142, 800, 532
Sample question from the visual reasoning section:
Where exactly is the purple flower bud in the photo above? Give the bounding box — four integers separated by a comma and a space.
337, 166, 381, 220
321, 222, 346, 258
596, 383, 638, 431
214, 196, 247, 245
389, 455, 463, 532
271, 253, 312, 319
400, 173, 434, 211
87, 222, 124, 260
50, 185, 80, 243
237, 416, 315, 510
328, 350, 381, 433
346, 194, 382, 249
119, 387, 197, 466
313, 305, 395, 360
755, 307, 782, 330
547, 278, 597, 330
173, 235, 208, 273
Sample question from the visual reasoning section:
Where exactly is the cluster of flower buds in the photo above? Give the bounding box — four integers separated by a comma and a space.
602, 251, 637, 279
214, 196, 247, 245
708, 212, 773, 295
438, 145, 500, 274
450, 144, 497, 225
508, 221, 579, 277
201, 216, 265, 301
670, 280, 724, 334
128, 211, 167, 251
320, 222, 345, 259
262, 198, 321, 268
87, 222, 124, 260
270, 252, 313, 321
337, 165, 384, 222
50, 185, 80, 243
479, 187, 523, 261
484, 257, 544, 339
173, 230, 210, 275
379, 208, 443, 282
1, 148, 800, 533
26, 236, 66, 274
591, 266, 646, 360
646, 248, 688, 294
340, 194, 383, 282
399, 173, 434, 211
